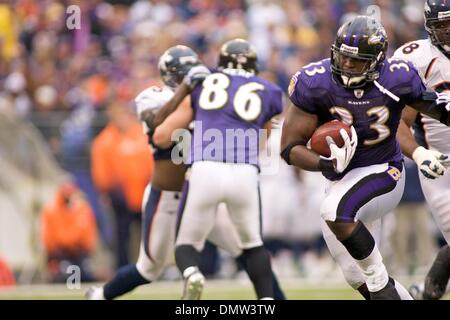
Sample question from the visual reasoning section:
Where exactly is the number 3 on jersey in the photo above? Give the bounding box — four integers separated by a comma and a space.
199, 73, 264, 121
330, 105, 390, 146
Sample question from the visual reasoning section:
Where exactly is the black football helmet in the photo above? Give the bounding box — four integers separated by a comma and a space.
424, 0, 450, 52
218, 39, 258, 74
331, 16, 388, 89
159, 45, 201, 88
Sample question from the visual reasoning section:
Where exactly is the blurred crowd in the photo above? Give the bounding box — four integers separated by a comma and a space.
0, 0, 441, 284
0, 0, 429, 120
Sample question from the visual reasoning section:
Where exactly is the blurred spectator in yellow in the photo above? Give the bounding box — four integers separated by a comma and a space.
40, 181, 98, 283
91, 101, 154, 269
0, 2, 19, 61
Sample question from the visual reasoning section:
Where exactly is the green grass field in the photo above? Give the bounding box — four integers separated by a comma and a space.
0, 278, 448, 300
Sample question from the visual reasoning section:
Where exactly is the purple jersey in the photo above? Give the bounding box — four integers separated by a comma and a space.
289, 58, 426, 180
189, 69, 283, 166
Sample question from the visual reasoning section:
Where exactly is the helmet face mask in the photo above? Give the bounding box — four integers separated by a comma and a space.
427, 20, 450, 51
332, 46, 378, 84
159, 45, 200, 88
331, 16, 387, 89
218, 39, 258, 74
424, 0, 450, 52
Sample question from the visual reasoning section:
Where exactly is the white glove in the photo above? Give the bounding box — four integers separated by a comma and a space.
321, 126, 358, 174
412, 146, 450, 179
134, 86, 174, 118
183, 64, 210, 90
436, 91, 450, 111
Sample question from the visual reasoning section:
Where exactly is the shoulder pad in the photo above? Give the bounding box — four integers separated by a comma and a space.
393, 40, 434, 72
134, 86, 174, 116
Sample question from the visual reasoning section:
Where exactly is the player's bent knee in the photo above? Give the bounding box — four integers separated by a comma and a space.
136, 261, 165, 281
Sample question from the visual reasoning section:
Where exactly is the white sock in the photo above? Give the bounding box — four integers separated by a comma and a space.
356, 244, 389, 292
394, 280, 413, 300
183, 266, 199, 279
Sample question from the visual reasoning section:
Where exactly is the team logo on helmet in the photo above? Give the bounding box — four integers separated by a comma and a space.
158, 45, 200, 88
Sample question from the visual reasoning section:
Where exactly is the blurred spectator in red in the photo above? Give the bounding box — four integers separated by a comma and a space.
0, 258, 16, 287
40, 181, 98, 283
91, 100, 154, 269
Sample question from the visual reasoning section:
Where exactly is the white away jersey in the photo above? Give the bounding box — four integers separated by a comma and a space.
134, 85, 174, 134
394, 39, 450, 153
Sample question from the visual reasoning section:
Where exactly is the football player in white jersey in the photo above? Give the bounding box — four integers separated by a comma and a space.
86, 46, 285, 300
394, 0, 450, 300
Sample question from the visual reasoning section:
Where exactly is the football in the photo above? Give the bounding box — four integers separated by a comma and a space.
310, 120, 352, 157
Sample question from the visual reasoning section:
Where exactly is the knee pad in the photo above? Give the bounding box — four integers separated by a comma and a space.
340, 221, 375, 260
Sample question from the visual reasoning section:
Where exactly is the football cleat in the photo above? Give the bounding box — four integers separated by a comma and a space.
423, 245, 450, 300
85, 286, 105, 300
181, 268, 205, 300
423, 275, 447, 300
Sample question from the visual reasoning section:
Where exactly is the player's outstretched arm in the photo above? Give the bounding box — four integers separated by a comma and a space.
151, 64, 210, 131
397, 107, 419, 159
409, 91, 450, 126
152, 99, 193, 148
152, 83, 190, 131
280, 103, 322, 171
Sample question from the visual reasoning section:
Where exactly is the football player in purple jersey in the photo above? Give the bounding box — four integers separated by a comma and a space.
149, 39, 284, 300
86, 45, 285, 300
280, 16, 450, 300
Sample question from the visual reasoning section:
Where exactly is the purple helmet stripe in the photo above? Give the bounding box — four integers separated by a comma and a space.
344, 32, 351, 46
353, 33, 361, 47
